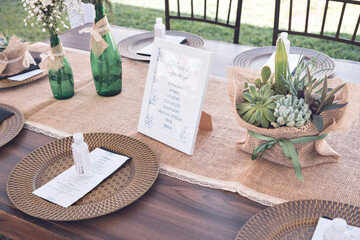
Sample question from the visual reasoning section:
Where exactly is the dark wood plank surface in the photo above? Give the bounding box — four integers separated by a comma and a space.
0, 130, 266, 240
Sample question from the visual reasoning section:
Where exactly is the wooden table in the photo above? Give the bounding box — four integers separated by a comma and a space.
1, 25, 359, 240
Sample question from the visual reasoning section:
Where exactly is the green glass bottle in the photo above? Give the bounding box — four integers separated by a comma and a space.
48, 34, 74, 99
90, 3, 122, 96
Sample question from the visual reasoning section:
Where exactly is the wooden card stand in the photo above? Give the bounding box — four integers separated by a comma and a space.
198, 111, 213, 131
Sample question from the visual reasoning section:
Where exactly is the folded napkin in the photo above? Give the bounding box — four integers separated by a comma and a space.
0, 52, 41, 80
0, 107, 14, 124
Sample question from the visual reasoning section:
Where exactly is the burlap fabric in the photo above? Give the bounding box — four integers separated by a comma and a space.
89, 16, 110, 57
1, 42, 359, 207
40, 40, 66, 72
0, 35, 34, 76
226, 67, 353, 168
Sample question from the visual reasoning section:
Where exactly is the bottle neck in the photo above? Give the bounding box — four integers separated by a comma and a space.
95, 3, 105, 23
50, 34, 60, 48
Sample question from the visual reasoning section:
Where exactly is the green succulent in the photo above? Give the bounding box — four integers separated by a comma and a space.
278, 47, 347, 132
282, 65, 347, 132
274, 38, 288, 94
280, 53, 325, 97
237, 84, 282, 128
302, 72, 347, 132
271, 95, 311, 128
254, 66, 273, 89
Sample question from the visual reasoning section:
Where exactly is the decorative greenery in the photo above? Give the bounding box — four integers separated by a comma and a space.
236, 36, 349, 181
0, 33, 25, 52
239, 36, 347, 132
303, 72, 347, 132
280, 53, 327, 97
0, 34, 10, 52
237, 84, 282, 128
271, 95, 311, 128
277, 49, 347, 132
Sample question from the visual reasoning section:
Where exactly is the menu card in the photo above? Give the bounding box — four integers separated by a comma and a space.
33, 148, 131, 208
138, 38, 213, 155
8, 69, 43, 81
311, 217, 360, 240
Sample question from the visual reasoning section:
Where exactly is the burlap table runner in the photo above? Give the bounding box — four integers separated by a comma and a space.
1, 42, 359, 206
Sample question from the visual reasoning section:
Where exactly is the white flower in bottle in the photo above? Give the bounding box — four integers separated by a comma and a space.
41, 0, 52, 7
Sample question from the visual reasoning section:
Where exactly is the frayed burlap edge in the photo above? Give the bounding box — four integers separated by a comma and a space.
226, 66, 357, 168
23, 120, 284, 207
90, 16, 110, 57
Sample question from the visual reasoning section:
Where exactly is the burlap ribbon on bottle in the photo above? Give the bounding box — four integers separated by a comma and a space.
40, 40, 66, 72
79, 16, 110, 58
227, 66, 354, 169
0, 35, 36, 77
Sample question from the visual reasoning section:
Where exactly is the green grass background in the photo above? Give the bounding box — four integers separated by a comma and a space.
1, 0, 359, 61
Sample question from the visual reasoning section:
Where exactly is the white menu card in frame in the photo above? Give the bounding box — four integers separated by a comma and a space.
138, 38, 214, 155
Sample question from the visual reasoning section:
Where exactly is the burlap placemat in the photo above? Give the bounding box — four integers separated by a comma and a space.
1, 42, 359, 206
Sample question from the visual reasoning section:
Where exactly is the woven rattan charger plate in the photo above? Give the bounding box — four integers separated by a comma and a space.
236, 199, 359, 240
7, 133, 159, 221
233, 46, 335, 80
0, 71, 47, 89
118, 30, 204, 61
0, 103, 24, 147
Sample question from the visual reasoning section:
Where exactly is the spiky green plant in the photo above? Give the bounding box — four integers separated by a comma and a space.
271, 95, 311, 128
302, 72, 347, 132
237, 84, 283, 128
274, 38, 288, 94
280, 52, 331, 97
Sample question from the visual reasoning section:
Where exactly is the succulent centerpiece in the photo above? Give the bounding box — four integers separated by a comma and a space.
228, 38, 350, 181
